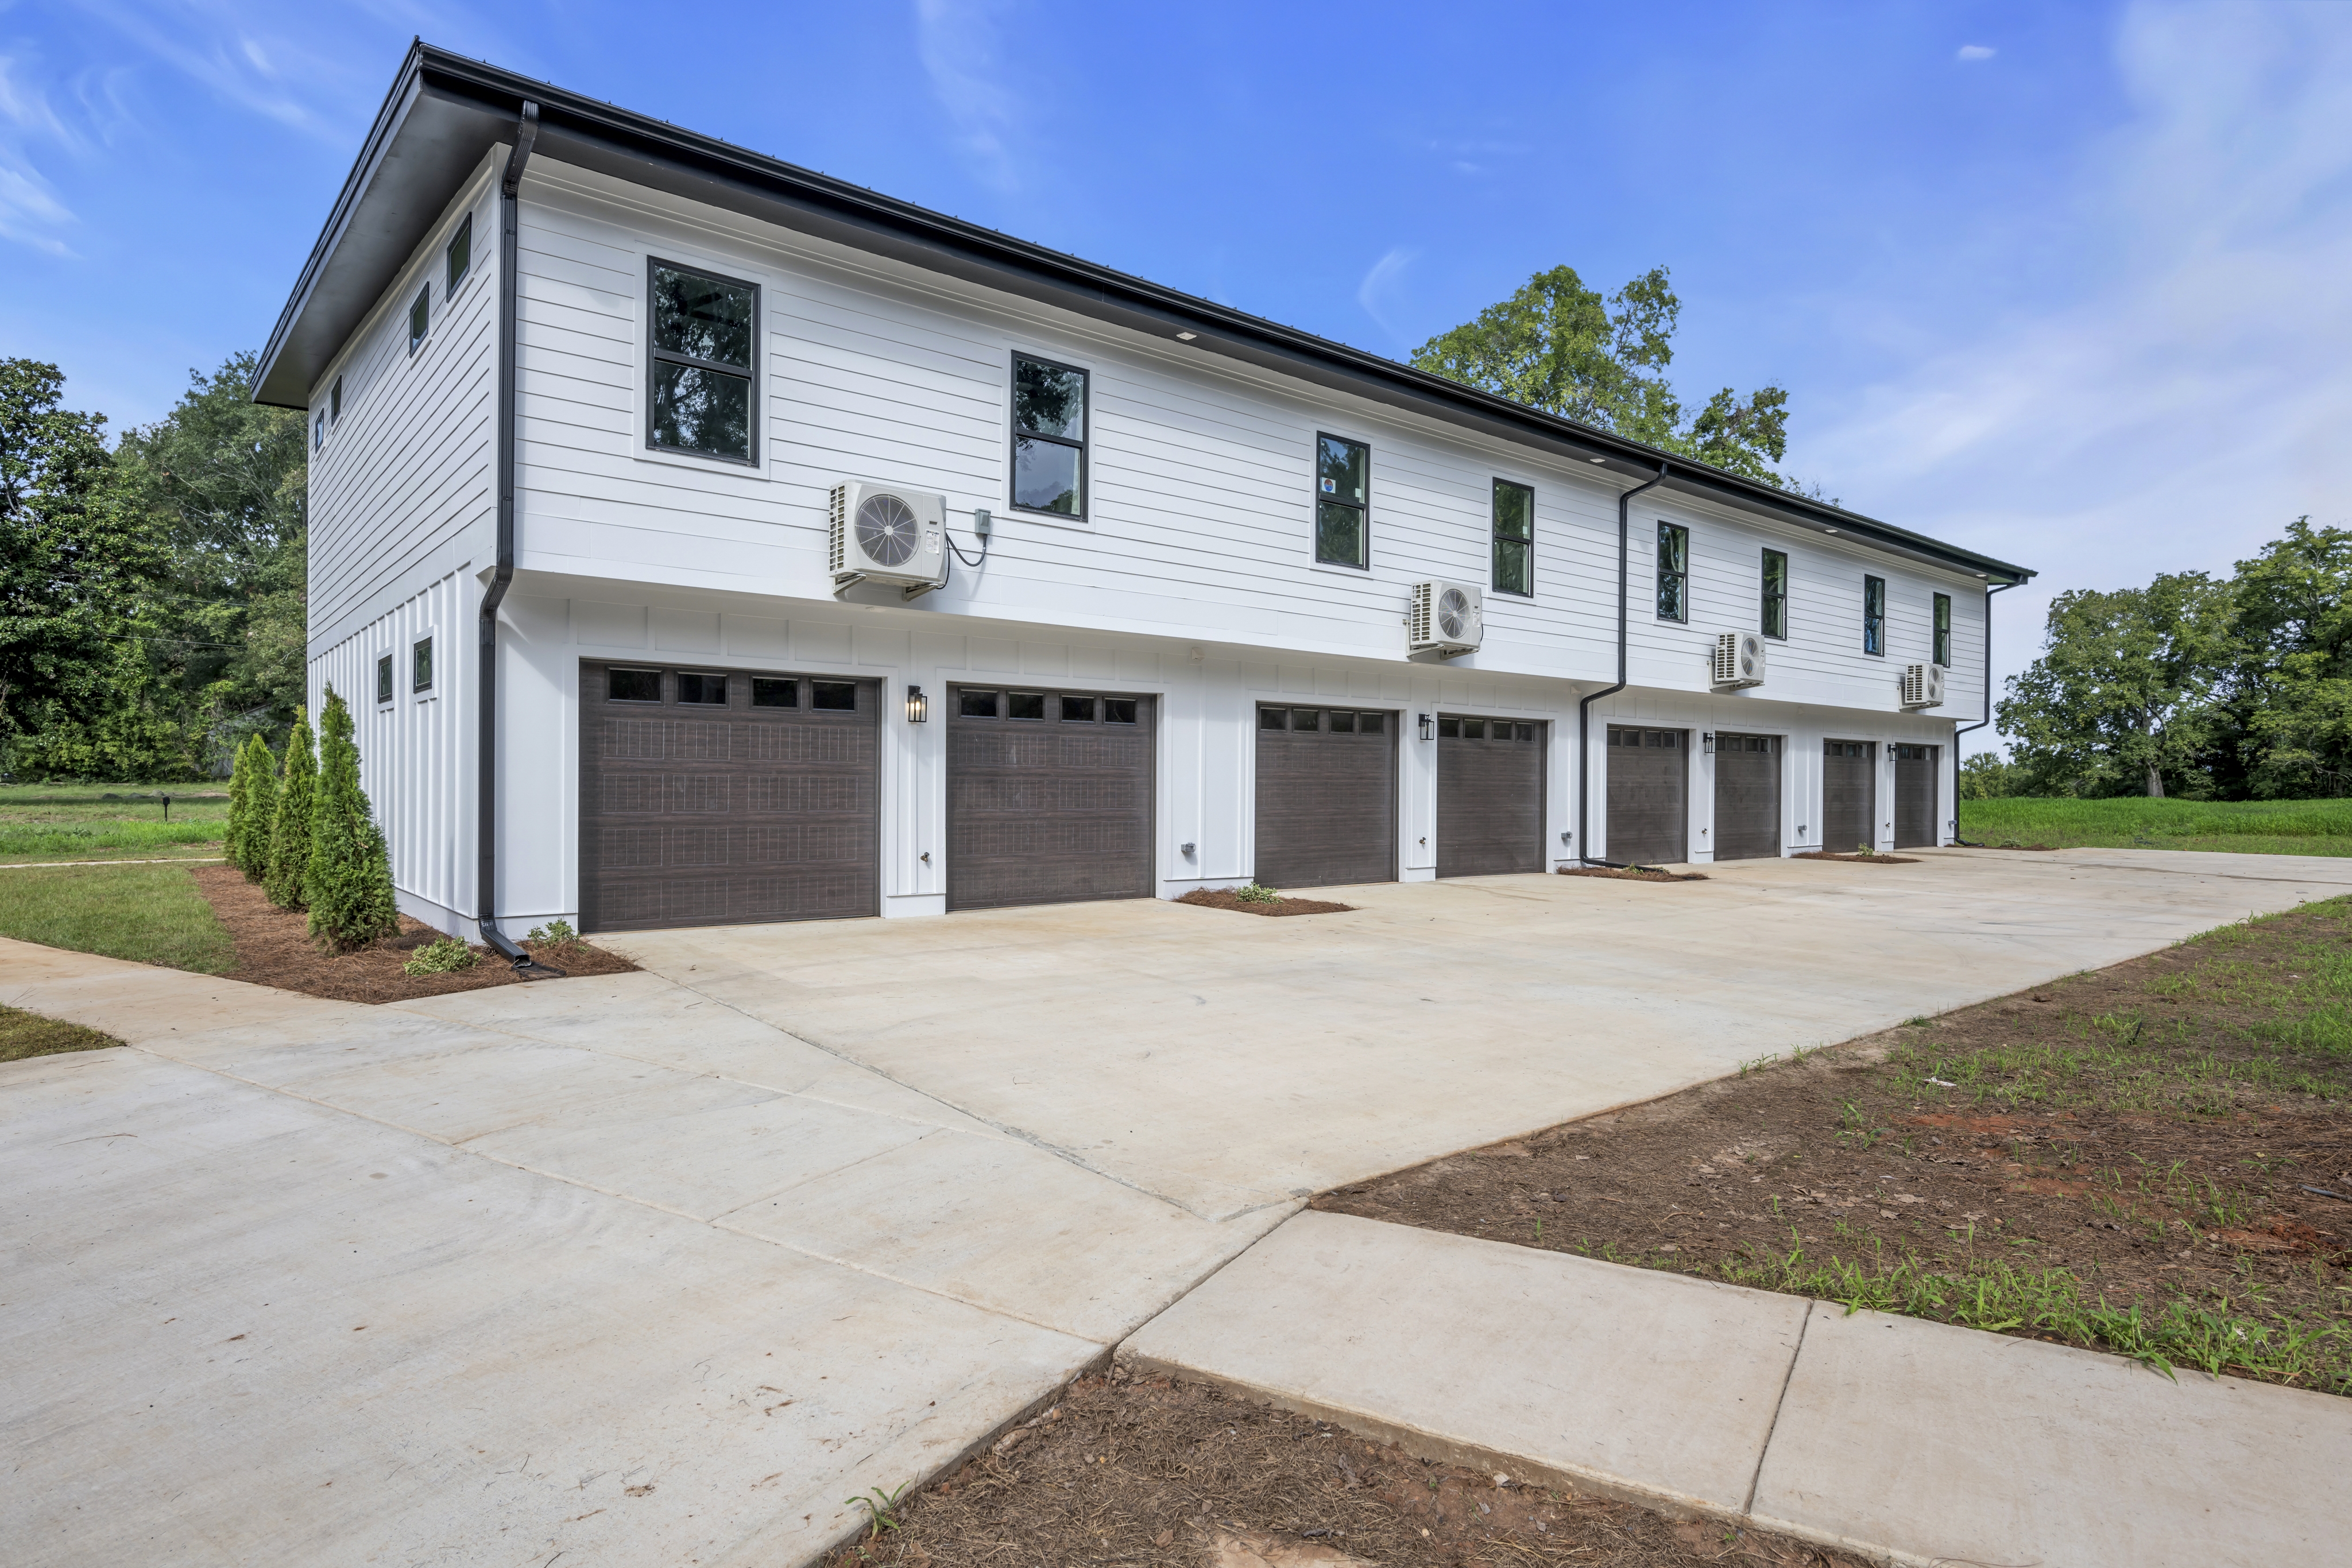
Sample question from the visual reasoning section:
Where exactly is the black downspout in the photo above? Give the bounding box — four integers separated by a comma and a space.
479, 103, 560, 979
1948, 580, 2013, 846
1577, 462, 1670, 866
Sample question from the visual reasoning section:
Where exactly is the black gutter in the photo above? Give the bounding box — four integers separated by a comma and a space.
1949, 581, 2014, 846
478, 101, 559, 980
1578, 463, 1670, 866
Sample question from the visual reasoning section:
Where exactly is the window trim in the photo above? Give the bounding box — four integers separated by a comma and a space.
1761, 548, 1788, 640
408, 285, 430, 355
445, 212, 472, 296
1655, 521, 1689, 623
410, 630, 438, 699
1933, 592, 1952, 667
1491, 477, 1535, 598
1862, 575, 1887, 657
1008, 350, 1090, 522
644, 254, 761, 469
1313, 431, 1371, 570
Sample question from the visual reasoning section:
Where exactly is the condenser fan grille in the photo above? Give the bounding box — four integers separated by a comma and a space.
1437, 587, 1472, 640
855, 494, 919, 567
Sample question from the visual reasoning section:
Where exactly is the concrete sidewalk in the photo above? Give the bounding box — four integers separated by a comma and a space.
1123, 1210, 2352, 1568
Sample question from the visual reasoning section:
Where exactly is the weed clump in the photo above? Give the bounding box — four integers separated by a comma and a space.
401, 937, 478, 977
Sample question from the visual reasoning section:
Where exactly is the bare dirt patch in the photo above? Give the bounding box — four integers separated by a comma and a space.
819, 1368, 1866, 1568
1318, 897, 2352, 1392
1177, 888, 1357, 917
1791, 851, 1919, 864
193, 863, 635, 1004
1555, 866, 1707, 883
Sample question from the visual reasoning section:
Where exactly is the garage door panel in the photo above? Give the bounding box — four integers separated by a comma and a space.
1823, 740, 1876, 853
1713, 733, 1781, 862
1894, 744, 1939, 848
949, 687, 1156, 912
1437, 716, 1544, 877
1606, 726, 1688, 866
1255, 707, 1397, 888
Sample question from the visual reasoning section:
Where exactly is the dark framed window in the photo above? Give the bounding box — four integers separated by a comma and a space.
1007, 691, 1046, 721
1011, 354, 1086, 517
1762, 549, 1788, 640
330, 376, 343, 425
1656, 522, 1689, 621
313, 408, 326, 451
607, 668, 662, 703
1315, 433, 1369, 567
1492, 479, 1533, 596
751, 677, 798, 708
446, 214, 471, 294
811, 681, 858, 711
1863, 575, 1886, 656
411, 634, 434, 694
1933, 593, 1952, 665
374, 653, 393, 705
677, 672, 729, 704
408, 287, 429, 355
647, 258, 757, 464
1060, 695, 1097, 722
959, 688, 1000, 718
1104, 698, 1138, 725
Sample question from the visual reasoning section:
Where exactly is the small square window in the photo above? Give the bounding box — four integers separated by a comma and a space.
677, 672, 729, 704
958, 688, 1001, 718
1059, 695, 1097, 722
446, 214, 471, 295
1357, 711, 1384, 734
1259, 707, 1287, 730
752, 677, 799, 708
411, 635, 434, 694
1438, 717, 1461, 738
1517, 723, 1535, 742
811, 680, 858, 711
1291, 708, 1323, 733
1103, 698, 1138, 725
1006, 691, 1045, 721
409, 287, 430, 355
1328, 710, 1357, 734
375, 653, 393, 706
608, 668, 662, 702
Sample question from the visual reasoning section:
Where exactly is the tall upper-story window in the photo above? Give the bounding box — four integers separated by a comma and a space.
1863, 575, 1886, 656
1492, 479, 1533, 596
1656, 522, 1689, 621
408, 287, 430, 355
446, 214, 472, 294
647, 259, 757, 465
330, 375, 343, 427
1315, 434, 1368, 567
1933, 593, 1952, 665
1011, 354, 1086, 517
1761, 548, 1788, 638
313, 408, 326, 451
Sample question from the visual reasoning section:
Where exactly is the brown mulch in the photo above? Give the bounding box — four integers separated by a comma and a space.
1555, 866, 1707, 882
1792, 851, 1919, 864
1963, 842, 2061, 851
1177, 888, 1357, 917
1316, 898, 2352, 1377
819, 1368, 1866, 1568
192, 862, 635, 1004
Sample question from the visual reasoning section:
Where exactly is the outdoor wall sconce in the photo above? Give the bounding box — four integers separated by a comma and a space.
1418, 713, 1433, 741
906, 684, 929, 723
1701, 732, 1715, 753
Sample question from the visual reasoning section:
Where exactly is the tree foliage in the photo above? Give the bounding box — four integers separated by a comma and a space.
1409, 265, 1792, 485
227, 732, 276, 876
265, 715, 316, 910
305, 688, 396, 951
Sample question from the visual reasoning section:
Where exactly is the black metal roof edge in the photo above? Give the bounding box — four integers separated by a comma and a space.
256, 42, 2034, 586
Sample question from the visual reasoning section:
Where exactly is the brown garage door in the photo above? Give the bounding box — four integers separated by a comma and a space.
1713, 732, 1781, 861
578, 663, 877, 933
1255, 705, 1396, 888
1822, 740, 1876, 854
1894, 742, 1940, 848
1606, 726, 1686, 866
947, 686, 1154, 911
1438, 715, 1544, 877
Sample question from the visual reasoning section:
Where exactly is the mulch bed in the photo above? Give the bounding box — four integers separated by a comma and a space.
1177, 888, 1357, 917
1317, 897, 2352, 1390
192, 863, 635, 1004
1792, 851, 1919, 864
1964, 842, 2061, 851
819, 1368, 1866, 1568
1555, 866, 1707, 883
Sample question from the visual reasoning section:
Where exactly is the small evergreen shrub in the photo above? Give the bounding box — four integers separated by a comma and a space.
402, 937, 478, 976
225, 736, 255, 872
524, 919, 582, 950
264, 718, 316, 909
305, 687, 399, 953
231, 734, 277, 880
1235, 881, 1281, 904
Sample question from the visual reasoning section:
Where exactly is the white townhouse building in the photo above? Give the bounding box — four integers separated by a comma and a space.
253, 46, 2032, 959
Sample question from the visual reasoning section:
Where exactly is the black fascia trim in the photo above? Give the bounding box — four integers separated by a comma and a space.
256, 44, 2035, 587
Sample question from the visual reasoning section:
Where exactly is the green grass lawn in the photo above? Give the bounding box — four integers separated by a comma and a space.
1960, 796, 2352, 856
0, 1003, 123, 1063
0, 782, 230, 864
0, 863, 235, 973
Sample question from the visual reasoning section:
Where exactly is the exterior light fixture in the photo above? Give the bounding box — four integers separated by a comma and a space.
1702, 732, 1715, 754
1418, 712, 1433, 741
906, 684, 929, 723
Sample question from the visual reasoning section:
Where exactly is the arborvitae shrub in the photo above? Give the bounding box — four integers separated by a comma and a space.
264, 717, 316, 910
225, 735, 254, 872
305, 687, 398, 952
235, 734, 278, 881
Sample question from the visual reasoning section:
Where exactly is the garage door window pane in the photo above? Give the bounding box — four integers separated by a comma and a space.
1438, 717, 1460, 739
960, 689, 1001, 718
1104, 698, 1138, 724
1060, 695, 1097, 721
1329, 710, 1356, 734
609, 668, 662, 702
752, 677, 799, 708
1291, 708, 1322, 732
813, 681, 858, 711
678, 673, 728, 704
1358, 712, 1383, 734
1008, 692, 1046, 720
1260, 707, 1287, 730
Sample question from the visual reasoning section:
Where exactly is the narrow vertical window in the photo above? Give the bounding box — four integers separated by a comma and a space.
330, 375, 343, 425
412, 634, 435, 694
1863, 575, 1886, 656
1933, 593, 1952, 665
408, 286, 430, 354
314, 408, 326, 451
1655, 522, 1689, 621
1010, 355, 1087, 517
375, 653, 393, 706
1315, 433, 1369, 567
647, 258, 758, 463
1761, 549, 1788, 639
1491, 479, 1533, 596
445, 213, 471, 294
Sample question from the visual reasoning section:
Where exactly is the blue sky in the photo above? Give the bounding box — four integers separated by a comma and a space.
5, 1, 2348, 740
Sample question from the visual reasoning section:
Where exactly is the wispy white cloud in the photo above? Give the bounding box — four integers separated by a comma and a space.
915, 0, 1026, 193
1956, 44, 1997, 63
1356, 246, 1419, 345
0, 56, 79, 253
71, 0, 374, 139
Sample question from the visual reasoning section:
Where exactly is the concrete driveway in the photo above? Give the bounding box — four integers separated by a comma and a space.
5, 847, 2349, 1566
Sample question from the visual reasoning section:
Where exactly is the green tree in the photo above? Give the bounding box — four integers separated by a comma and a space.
305, 687, 396, 951
2220, 517, 2352, 797
265, 715, 316, 909
1959, 752, 2027, 800
1998, 574, 2234, 797
1410, 265, 1792, 483
227, 731, 276, 875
